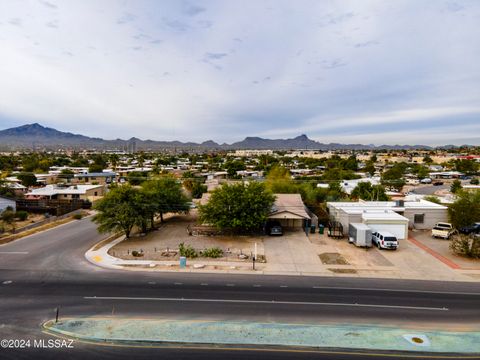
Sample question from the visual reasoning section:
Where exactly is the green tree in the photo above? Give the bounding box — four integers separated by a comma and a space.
89, 155, 107, 173
448, 190, 480, 229
453, 159, 479, 175
423, 155, 433, 164
93, 185, 142, 238
351, 182, 389, 201
224, 160, 246, 178
450, 179, 462, 194
381, 164, 406, 191
1, 208, 16, 233
364, 161, 376, 176
265, 165, 296, 193
199, 182, 275, 233
424, 195, 442, 204
127, 171, 148, 185
17, 172, 37, 187
141, 177, 190, 224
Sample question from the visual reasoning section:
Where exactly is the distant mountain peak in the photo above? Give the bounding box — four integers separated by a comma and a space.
0, 123, 436, 151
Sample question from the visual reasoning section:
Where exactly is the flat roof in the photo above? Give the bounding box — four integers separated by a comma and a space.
27, 184, 102, 196
362, 211, 409, 222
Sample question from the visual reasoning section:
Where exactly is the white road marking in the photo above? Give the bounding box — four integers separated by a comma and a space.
200, 283, 208, 286
173, 282, 183, 285
253, 285, 262, 287
0, 252, 29, 254
226, 284, 235, 287
2, 281, 13, 285
280, 285, 288, 288
83, 296, 449, 311
148, 282, 156, 285
311, 286, 480, 296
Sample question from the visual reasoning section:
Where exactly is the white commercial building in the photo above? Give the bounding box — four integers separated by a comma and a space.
327, 199, 448, 236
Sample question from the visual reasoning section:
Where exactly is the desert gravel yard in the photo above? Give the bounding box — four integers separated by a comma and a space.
109, 211, 264, 263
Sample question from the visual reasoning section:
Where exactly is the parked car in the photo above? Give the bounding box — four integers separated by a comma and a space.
267, 221, 283, 236
459, 223, 480, 235
432, 222, 456, 239
433, 181, 444, 186
420, 178, 432, 184
372, 231, 398, 250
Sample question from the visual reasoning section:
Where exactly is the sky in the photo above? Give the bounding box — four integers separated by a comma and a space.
0, 0, 479, 146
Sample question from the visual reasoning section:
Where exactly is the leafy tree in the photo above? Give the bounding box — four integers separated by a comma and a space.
423, 155, 433, 164
88, 155, 107, 173
1, 209, 16, 233
450, 179, 462, 194
199, 182, 275, 233
351, 182, 389, 201
448, 190, 480, 229
190, 182, 207, 199
224, 160, 246, 178
93, 185, 142, 238
127, 171, 148, 185
141, 177, 190, 224
381, 164, 406, 191
453, 159, 479, 175
17, 172, 37, 187
343, 155, 358, 171
364, 161, 376, 176
265, 165, 296, 193
424, 195, 442, 204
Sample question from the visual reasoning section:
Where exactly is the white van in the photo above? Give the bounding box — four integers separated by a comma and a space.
372, 231, 399, 250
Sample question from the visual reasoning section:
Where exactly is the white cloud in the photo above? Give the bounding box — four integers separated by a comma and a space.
0, 0, 479, 145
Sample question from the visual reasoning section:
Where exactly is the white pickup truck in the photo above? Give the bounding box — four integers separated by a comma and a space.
431, 222, 456, 239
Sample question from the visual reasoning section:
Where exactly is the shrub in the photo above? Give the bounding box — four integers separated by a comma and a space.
15, 211, 28, 221
179, 242, 197, 258
201, 247, 224, 258
131, 250, 144, 257
72, 213, 83, 220
450, 234, 480, 259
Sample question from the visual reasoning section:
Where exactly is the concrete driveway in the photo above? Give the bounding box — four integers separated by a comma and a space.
263, 230, 327, 275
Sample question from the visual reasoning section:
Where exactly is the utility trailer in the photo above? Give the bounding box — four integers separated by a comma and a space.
327, 220, 344, 239
348, 223, 372, 248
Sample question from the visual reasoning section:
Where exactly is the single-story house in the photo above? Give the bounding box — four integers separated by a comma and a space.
26, 184, 104, 201
0, 196, 16, 213
198, 192, 315, 230
327, 199, 448, 234
73, 172, 116, 184
268, 193, 314, 230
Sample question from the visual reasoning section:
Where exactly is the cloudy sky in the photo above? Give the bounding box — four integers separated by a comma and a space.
0, 0, 479, 145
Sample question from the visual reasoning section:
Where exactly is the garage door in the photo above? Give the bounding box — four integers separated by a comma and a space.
365, 223, 407, 240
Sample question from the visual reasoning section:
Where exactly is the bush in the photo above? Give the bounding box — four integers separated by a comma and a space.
15, 211, 28, 221
72, 213, 83, 220
131, 250, 144, 257
201, 247, 224, 258
179, 242, 198, 258
450, 234, 480, 259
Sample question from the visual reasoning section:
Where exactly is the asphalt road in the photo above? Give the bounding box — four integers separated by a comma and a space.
1, 217, 480, 359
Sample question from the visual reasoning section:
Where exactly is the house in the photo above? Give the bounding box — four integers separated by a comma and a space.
26, 184, 104, 202
327, 199, 448, 235
198, 192, 315, 230
0, 196, 16, 213
73, 172, 116, 185
268, 193, 314, 230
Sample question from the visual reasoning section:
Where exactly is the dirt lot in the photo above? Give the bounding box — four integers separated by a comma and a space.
110, 211, 265, 263
0, 213, 46, 236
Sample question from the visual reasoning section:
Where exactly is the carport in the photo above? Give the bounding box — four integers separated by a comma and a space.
268, 194, 311, 230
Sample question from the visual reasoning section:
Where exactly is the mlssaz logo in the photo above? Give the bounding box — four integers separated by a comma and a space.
34, 339, 74, 349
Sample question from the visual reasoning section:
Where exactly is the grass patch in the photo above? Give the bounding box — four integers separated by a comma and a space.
319, 252, 350, 265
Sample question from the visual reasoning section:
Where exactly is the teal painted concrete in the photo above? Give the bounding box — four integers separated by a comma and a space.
47, 319, 480, 353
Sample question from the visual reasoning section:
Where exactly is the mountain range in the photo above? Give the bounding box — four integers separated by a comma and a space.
0, 123, 438, 151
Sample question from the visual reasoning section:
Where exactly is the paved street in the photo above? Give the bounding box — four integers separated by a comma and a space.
1, 218, 480, 359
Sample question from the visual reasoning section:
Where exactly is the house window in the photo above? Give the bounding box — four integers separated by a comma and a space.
414, 214, 425, 224
94, 192, 98, 196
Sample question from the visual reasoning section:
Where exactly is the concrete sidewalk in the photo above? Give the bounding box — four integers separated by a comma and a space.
45, 318, 480, 354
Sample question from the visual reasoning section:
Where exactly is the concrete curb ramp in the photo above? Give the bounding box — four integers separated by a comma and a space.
44, 318, 480, 354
